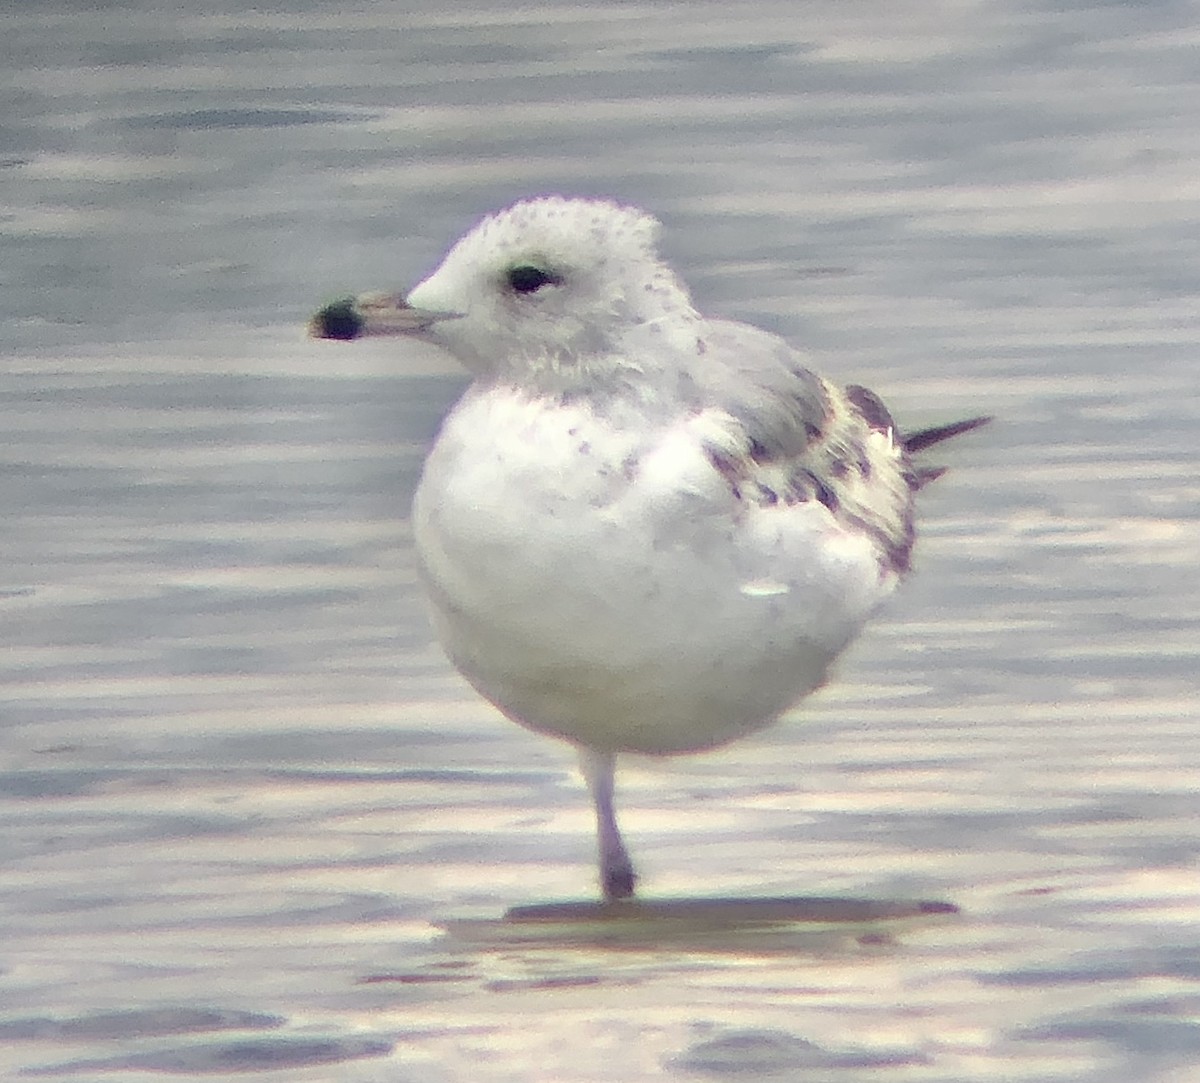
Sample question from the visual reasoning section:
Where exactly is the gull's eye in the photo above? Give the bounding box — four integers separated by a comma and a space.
506, 264, 561, 294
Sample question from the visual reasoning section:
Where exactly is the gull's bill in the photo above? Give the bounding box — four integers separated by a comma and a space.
309, 292, 460, 341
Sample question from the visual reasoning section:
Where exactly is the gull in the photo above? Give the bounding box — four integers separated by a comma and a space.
311, 197, 988, 901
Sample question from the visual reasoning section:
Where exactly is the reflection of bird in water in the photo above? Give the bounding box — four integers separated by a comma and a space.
312, 197, 989, 901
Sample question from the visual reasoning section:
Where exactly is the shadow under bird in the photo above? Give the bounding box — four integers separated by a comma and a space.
312, 197, 989, 902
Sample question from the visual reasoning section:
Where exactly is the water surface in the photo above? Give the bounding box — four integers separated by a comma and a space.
2, 2, 1199, 1080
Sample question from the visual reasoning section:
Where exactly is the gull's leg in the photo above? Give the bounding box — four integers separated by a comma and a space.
578, 748, 637, 900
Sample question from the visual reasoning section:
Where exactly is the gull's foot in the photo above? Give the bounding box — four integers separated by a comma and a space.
602, 861, 637, 901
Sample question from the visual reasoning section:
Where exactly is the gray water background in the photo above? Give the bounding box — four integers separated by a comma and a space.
2, 2, 1199, 1080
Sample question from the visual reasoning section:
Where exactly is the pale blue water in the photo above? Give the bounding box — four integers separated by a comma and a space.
2, 2, 1199, 1080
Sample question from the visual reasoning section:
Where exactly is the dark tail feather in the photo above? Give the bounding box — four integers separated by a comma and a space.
902, 415, 991, 454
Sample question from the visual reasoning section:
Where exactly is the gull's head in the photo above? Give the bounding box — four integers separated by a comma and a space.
311, 197, 698, 382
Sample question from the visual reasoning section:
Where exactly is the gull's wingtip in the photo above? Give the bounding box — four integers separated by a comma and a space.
902, 414, 992, 454
903, 414, 991, 490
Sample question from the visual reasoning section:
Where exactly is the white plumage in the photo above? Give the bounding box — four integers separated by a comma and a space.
312, 196, 988, 900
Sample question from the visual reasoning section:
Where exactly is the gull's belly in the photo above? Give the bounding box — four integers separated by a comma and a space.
412, 392, 894, 754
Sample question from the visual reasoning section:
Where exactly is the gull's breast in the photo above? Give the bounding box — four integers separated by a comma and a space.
411, 386, 896, 754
